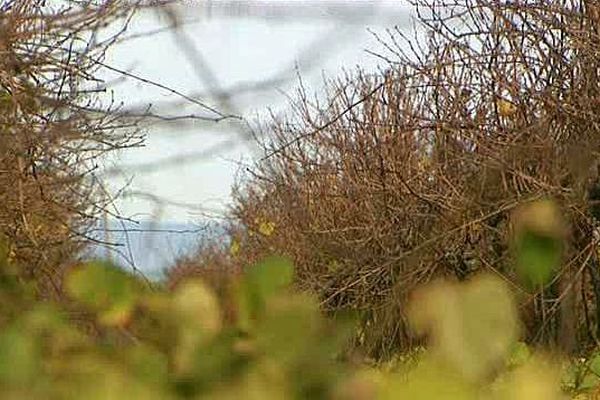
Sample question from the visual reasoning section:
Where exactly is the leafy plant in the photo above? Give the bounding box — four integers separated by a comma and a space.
0, 208, 591, 399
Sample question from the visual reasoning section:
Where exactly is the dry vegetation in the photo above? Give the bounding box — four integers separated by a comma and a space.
0, 1, 144, 297
203, 0, 600, 359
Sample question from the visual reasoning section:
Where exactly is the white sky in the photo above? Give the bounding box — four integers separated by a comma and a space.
101, 1, 414, 223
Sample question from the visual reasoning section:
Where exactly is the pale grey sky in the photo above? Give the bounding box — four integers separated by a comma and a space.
100, 1, 414, 223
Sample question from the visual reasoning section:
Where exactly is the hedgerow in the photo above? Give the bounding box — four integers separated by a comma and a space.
230, 0, 600, 357
0, 1, 143, 297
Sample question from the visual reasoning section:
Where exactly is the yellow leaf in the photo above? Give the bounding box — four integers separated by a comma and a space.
512, 199, 566, 239
230, 239, 241, 257
408, 274, 518, 383
258, 220, 276, 237
495, 356, 562, 400
99, 305, 133, 328
173, 280, 222, 339
172, 280, 222, 373
497, 98, 517, 117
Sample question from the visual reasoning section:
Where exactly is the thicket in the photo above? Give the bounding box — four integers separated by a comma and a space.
219, 0, 600, 358
0, 0, 143, 297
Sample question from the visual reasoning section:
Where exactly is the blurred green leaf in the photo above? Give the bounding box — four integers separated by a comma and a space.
588, 353, 600, 377
577, 372, 600, 392
66, 357, 168, 400
237, 256, 294, 331
256, 294, 320, 365
0, 326, 39, 386
507, 342, 531, 368
124, 344, 169, 389
172, 280, 223, 373
493, 356, 563, 400
384, 357, 477, 400
409, 274, 519, 383
246, 256, 294, 300
65, 261, 141, 327
175, 332, 247, 396
172, 280, 221, 336
512, 199, 565, 288
514, 231, 562, 287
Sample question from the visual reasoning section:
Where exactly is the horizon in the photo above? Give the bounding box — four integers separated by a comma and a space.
86, 218, 230, 277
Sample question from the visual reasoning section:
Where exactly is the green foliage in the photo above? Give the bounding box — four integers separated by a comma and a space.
506, 342, 532, 369
0, 235, 593, 399
0, 254, 356, 399
409, 274, 519, 383
561, 351, 600, 397
514, 231, 562, 286
66, 261, 143, 327
511, 199, 566, 289
237, 255, 294, 329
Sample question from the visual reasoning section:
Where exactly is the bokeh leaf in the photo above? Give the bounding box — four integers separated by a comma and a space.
247, 256, 293, 299
507, 341, 531, 368
237, 256, 294, 330
511, 199, 566, 288
0, 326, 39, 386
384, 357, 477, 400
514, 231, 562, 287
588, 353, 600, 377
255, 294, 320, 365
409, 274, 519, 382
492, 356, 562, 400
65, 261, 141, 327
172, 280, 223, 373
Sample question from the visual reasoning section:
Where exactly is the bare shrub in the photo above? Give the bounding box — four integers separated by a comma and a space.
232, 0, 600, 358
0, 1, 144, 296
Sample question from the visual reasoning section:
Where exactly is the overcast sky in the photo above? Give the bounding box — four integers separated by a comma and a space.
101, 1, 414, 223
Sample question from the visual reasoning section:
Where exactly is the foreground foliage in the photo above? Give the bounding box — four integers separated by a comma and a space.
1, 200, 598, 399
